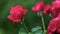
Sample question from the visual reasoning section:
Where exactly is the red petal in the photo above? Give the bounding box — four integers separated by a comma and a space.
15, 5, 23, 10
57, 28, 60, 33
44, 5, 51, 14
23, 9, 28, 15
7, 15, 14, 20
13, 19, 21, 23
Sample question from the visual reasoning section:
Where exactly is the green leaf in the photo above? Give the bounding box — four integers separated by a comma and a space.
31, 26, 43, 34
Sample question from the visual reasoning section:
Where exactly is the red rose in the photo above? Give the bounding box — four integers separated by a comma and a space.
44, 0, 60, 18
32, 2, 45, 12
8, 5, 28, 23
47, 13, 60, 34
44, 5, 51, 14
51, 0, 60, 18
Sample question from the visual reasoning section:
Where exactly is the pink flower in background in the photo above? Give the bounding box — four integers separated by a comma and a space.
47, 13, 60, 34
32, 2, 45, 12
44, 5, 51, 14
43, 0, 60, 18
47, 0, 60, 34
51, 0, 60, 18
8, 5, 28, 23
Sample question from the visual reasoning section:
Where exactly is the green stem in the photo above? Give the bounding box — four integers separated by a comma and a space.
22, 18, 29, 33
38, 12, 46, 34
41, 15, 46, 34
23, 23, 29, 33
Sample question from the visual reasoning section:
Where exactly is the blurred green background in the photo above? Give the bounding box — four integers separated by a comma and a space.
0, 0, 53, 34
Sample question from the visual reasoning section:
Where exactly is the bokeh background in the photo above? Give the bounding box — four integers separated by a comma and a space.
0, 0, 53, 34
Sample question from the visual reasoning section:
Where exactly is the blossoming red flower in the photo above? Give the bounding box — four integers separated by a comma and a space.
8, 5, 27, 23
43, 0, 60, 18
47, 13, 60, 34
51, 0, 60, 18
44, 5, 51, 14
32, 2, 45, 12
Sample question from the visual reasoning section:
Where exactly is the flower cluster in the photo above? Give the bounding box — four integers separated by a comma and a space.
7, 0, 60, 34
47, 13, 60, 34
44, 0, 60, 18
31, 0, 60, 34
8, 5, 27, 23
46, 0, 60, 34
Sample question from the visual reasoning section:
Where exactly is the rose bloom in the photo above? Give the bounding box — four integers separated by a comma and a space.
47, 13, 60, 34
32, 2, 45, 12
44, 0, 60, 18
8, 5, 27, 23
